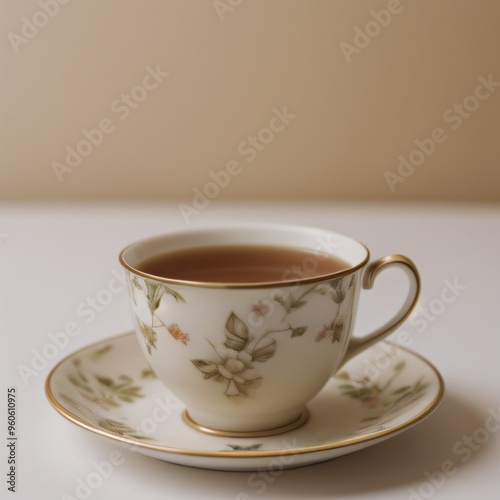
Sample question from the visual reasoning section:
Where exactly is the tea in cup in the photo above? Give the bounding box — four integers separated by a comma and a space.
119, 224, 419, 436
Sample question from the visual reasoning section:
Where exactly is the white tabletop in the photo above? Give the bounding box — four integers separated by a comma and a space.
1, 202, 499, 500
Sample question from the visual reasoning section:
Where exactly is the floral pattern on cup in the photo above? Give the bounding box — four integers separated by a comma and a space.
127, 271, 357, 398
272, 277, 352, 319
272, 274, 356, 344
191, 311, 301, 397
129, 276, 188, 353
191, 275, 357, 398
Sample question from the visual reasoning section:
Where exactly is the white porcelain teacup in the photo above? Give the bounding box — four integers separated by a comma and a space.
119, 224, 420, 436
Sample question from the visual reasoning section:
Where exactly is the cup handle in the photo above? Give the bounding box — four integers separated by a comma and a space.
338, 255, 420, 369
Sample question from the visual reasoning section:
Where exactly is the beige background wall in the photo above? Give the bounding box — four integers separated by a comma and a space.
2, 0, 499, 202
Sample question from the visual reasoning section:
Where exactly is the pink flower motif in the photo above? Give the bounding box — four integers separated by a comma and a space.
315, 327, 329, 343
362, 394, 380, 408
251, 300, 270, 318
315, 322, 343, 343
167, 323, 190, 345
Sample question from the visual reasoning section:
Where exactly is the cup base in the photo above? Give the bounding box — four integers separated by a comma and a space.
181, 408, 310, 438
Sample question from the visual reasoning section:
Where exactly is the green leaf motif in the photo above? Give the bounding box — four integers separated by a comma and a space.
225, 312, 249, 351
347, 387, 373, 399
90, 345, 112, 361
145, 280, 165, 314
192, 359, 219, 377
133, 277, 186, 314
233, 378, 261, 395
94, 374, 144, 403
291, 326, 307, 338
289, 300, 307, 310
137, 317, 157, 354
413, 378, 428, 391
95, 375, 113, 387
131, 276, 143, 291
130, 277, 186, 353
252, 339, 276, 362
394, 361, 406, 372
391, 385, 411, 395
348, 274, 357, 290
98, 418, 151, 441
67, 374, 91, 393
116, 390, 142, 403
163, 285, 185, 303
141, 369, 156, 379
273, 294, 287, 308
330, 279, 346, 304
227, 444, 262, 451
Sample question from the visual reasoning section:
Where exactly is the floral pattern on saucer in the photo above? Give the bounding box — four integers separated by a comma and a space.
67, 358, 144, 409
57, 343, 154, 441
46, 334, 444, 471
336, 360, 430, 435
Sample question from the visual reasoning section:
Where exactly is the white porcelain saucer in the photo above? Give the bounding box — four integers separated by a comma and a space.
46, 333, 444, 471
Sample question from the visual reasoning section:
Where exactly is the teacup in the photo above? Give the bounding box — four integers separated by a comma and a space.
119, 224, 420, 436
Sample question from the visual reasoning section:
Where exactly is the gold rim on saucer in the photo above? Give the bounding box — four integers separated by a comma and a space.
45, 333, 445, 461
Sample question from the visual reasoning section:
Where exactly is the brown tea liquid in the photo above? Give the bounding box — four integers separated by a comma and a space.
137, 244, 350, 283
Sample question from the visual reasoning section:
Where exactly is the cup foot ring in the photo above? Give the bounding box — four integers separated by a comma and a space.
181, 408, 310, 438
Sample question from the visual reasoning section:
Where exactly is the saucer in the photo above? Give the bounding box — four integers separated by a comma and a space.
45, 333, 444, 471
